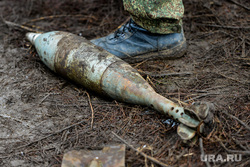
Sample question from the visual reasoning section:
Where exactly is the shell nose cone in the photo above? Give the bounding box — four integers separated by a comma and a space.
26, 32, 41, 45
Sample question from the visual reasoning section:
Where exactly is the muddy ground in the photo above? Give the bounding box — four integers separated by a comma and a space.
0, 0, 249, 166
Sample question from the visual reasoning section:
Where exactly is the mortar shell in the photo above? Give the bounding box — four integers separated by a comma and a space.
26, 31, 200, 128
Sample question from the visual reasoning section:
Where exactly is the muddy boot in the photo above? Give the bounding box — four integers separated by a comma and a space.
91, 19, 187, 63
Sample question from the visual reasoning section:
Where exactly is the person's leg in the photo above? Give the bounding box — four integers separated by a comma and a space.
91, 0, 186, 63
123, 0, 184, 34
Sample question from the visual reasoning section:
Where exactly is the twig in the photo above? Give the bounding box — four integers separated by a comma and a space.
0, 114, 34, 128
183, 93, 219, 103
39, 93, 52, 104
3, 20, 43, 33
195, 23, 250, 29
239, 159, 250, 167
146, 75, 156, 89
39, 93, 60, 104
199, 138, 211, 167
221, 110, 250, 131
23, 14, 95, 24
85, 91, 94, 129
217, 138, 250, 155
232, 137, 249, 151
133, 59, 148, 68
184, 14, 215, 18
0, 146, 56, 159
214, 72, 250, 85
199, 85, 227, 92
112, 131, 171, 167
227, 0, 250, 11
140, 71, 193, 78
16, 120, 87, 150
111, 17, 130, 33
218, 30, 250, 46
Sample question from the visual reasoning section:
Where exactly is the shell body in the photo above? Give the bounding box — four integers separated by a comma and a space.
26, 31, 201, 130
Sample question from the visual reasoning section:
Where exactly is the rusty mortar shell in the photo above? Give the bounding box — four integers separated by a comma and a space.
26, 31, 200, 129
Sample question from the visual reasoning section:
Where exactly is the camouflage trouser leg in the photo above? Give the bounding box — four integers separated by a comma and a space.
123, 0, 184, 34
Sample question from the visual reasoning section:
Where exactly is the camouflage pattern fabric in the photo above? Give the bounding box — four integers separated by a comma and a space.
123, 0, 184, 34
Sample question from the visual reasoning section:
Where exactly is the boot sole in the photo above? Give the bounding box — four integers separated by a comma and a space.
123, 40, 187, 63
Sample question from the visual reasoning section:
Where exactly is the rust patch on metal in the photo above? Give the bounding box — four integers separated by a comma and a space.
91, 66, 95, 73
97, 52, 110, 62
101, 60, 156, 104
53, 32, 112, 94
54, 33, 87, 84
55, 50, 71, 77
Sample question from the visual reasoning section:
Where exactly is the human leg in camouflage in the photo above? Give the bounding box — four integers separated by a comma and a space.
91, 0, 186, 62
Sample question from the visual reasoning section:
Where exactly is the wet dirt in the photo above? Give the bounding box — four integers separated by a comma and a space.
0, 0, 249, 167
